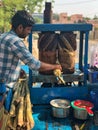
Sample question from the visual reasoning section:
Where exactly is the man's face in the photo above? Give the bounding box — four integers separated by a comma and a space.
17, 25, 32, 38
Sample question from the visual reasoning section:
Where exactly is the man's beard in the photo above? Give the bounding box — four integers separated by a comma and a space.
18, 34, 26, 38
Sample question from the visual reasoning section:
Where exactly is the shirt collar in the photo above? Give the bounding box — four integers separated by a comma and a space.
9, 30, 18, 37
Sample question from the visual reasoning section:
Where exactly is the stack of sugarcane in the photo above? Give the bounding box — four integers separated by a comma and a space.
6, 78, 34, 130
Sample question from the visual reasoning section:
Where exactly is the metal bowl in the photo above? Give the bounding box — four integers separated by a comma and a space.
71, 101, 93, 120
73, 108, 89, 120
50, 99, 71, 118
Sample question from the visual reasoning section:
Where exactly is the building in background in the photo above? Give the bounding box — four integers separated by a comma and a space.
59, 13, 68, 23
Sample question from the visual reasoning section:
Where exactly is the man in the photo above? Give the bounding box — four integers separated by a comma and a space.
0, 10, 62, 110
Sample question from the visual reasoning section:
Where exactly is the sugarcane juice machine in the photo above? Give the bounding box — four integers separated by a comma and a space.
27, 23, 93, 102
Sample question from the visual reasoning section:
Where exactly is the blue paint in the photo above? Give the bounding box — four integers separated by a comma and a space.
30, 86, 88, 105
32, 24, 92, 32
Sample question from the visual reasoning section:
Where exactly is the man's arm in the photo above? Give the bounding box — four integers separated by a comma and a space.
39, 62, 62, 72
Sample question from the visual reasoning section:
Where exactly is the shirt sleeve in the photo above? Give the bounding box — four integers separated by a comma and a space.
10, 38, 41, 70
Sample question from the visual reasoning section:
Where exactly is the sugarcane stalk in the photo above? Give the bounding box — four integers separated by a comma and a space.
54, 69, 65, 84
6, 116, 16, 130
9, 82, 21, 116
9, 77, 34, 130
13, 113, 18, 129
26, 93, 34, 129
17, 97, 24, 127
21, 80, 30, 129
9, 80, 24, 128
58, 76, 65, 84
23, 97, 27, 128
25, 82, 34, 129
17, 80, 26, 127
1, 113, 9, 130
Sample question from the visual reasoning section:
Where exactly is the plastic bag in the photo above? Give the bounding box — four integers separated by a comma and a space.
90, 44, 98, 70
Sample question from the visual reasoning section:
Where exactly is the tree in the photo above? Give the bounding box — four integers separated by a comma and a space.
53, 13, 59, 21
83, 17, 91, 21
93, 15, 98, 20
0, 0, 54, 32
0, 0, 26, 32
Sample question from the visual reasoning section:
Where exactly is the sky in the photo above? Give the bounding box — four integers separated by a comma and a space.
44, 0, 98, 18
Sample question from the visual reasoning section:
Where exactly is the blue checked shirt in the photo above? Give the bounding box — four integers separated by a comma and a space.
0, 30, 41, 90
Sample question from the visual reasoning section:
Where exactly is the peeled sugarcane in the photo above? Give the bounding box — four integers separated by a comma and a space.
26, 95, 34, 129
17, 80, 26, 127
16, 78, 34, 129
7, 74, 35, 130
25, 82, 34, 129
17, 97, 24, 127
54, 69, 65, 84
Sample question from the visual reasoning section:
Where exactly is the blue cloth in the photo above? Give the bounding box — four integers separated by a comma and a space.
0, 82, 13, 112
0, 83, 6, 101
4, 89, 13, 112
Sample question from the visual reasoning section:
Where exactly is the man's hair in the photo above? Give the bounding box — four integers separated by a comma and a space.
11, 10, 35, 29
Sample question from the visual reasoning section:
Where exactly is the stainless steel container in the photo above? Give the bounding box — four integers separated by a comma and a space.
50, 99, 71, 118
73, 109, 89, 120
71, 100, 93, 120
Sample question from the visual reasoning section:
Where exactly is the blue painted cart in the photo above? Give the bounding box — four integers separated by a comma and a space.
25, 23, 98, 129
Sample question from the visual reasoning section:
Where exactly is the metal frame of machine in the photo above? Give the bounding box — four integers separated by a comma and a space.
28, 23, 92, 86
28, 23, 93, 104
